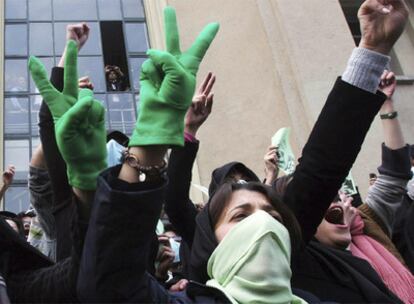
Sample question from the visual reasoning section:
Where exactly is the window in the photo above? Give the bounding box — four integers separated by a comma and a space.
4, 0, 149, 212
5, 24, 27, 56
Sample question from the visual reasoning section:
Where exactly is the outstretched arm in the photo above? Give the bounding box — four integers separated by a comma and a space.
77, 7, 219, 303
364, 70, 411, 235
285, 0, 408, 245
165, 72, 216, 247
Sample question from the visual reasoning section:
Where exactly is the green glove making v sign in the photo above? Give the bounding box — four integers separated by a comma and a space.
129, 7, 219, 147
29, 40, 107, 191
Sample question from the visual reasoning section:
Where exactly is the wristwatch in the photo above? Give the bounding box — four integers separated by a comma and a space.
122, 150, 167, 182
380, 111, 398, 120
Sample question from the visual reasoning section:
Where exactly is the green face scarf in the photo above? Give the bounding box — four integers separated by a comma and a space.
206, 210, 307, 304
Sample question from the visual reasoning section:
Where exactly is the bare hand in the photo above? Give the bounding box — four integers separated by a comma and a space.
264, 146, 279, 185
358, 0, 408, 54
379, 70, 396, 98
78, 76, 94, 90
155, 236, 175, 280
67, 23, 90, 50
184, 72, 215, 137
379, 70, 397, 112
2, 165, 15, 187
169, 279, 189, 292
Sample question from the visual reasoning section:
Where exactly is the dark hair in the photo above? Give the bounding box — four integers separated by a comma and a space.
209, 182, 302, 253
272, 174, 294, 197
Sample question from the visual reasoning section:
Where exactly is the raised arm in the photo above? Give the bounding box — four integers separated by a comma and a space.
165, 72, 216, 246
364, 70, 412, 235
0, 166, 15, 202
284, 0, 408, 244
77, 7, 219, 303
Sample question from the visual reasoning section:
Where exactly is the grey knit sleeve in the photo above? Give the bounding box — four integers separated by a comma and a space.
342, 47, 390, 93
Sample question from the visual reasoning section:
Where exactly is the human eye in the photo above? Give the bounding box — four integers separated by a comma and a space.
231, 212, 248, 222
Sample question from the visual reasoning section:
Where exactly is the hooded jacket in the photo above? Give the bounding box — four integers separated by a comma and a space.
189, 78, 401, 303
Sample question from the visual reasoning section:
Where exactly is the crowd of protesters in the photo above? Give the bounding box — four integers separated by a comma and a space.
0, 0, 414, 303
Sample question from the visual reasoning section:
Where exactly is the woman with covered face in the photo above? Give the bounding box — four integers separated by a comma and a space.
77, 1, 411, 303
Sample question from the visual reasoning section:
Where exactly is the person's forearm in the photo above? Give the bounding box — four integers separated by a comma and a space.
118, 146, 167, 183
380, 101, 405, 150
0, 186, 7, 201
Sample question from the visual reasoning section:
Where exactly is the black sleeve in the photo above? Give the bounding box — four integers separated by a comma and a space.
165, 141, 199, 247
77, 166, 173, 303
377, 143, 412, 180
7, 197, 88, 303
284, 78, 385, 244
38, 67, 72, 206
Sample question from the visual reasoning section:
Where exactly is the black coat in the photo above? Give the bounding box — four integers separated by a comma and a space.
189, 79, 401, 303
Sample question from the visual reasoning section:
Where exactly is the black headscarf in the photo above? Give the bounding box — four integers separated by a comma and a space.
190, 162, 260, 283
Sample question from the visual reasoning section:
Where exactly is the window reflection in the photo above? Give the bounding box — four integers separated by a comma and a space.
30, 23, 54, 56
6, 0, 27, 19
53, 0, 98, 20
4, 97, 29, 135
5, 24, 27, 56
5, 59, 28, 92
98, 0, 122, 20
107, 94, 136, 135
4, 187, 30, 213
125, 23, 149, 53
78, 57, 106, 92
5, 140, 30, 181
29, 0, 52, 21
122, 0, 145, 19
130, 57, 146, 90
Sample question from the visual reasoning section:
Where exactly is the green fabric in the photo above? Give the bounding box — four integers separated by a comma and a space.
272, 127, 296, 175
129, 7, 219, 147
206, 210, 307, 304
29, 40, 107, 190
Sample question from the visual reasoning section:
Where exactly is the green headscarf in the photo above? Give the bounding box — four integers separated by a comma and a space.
206, 210, 307, 304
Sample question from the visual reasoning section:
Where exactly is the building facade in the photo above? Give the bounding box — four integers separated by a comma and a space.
1, 0, 414, 211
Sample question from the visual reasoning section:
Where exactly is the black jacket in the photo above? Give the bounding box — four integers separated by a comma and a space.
77, 78, 386, 303
189, 78, 401, 303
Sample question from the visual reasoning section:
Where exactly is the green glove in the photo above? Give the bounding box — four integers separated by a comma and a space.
129, 7, 219, 147
29, 40, 107, 190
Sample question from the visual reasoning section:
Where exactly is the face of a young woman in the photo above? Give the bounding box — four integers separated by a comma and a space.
314, 200, 357, 249
214, 189, 282, 242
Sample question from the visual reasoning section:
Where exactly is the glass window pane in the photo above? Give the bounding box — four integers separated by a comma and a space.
4, 97, 29, 135
4, 187, 30, 213
107, 94, 135, 135
95, 94, 110, 129
29, 0, 52, 21
98, 0, 122, 20
5, 24, 28, 56
54, 22, 102, 56
30, 23, 54, 56
78, 57, 106, 92
31, 137, 41, 155
5, 59, 28, 92
30, 96, 43, 136
125, 23, 148, 53
30, 57, 54, 93
130, 57, 146, 90
5, 140, 30, 181
53, 0, 98, 20
6, 0, 27, 19
122, 0, 145, 19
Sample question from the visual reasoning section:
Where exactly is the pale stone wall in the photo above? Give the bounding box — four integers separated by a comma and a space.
144, 0, 414, 200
